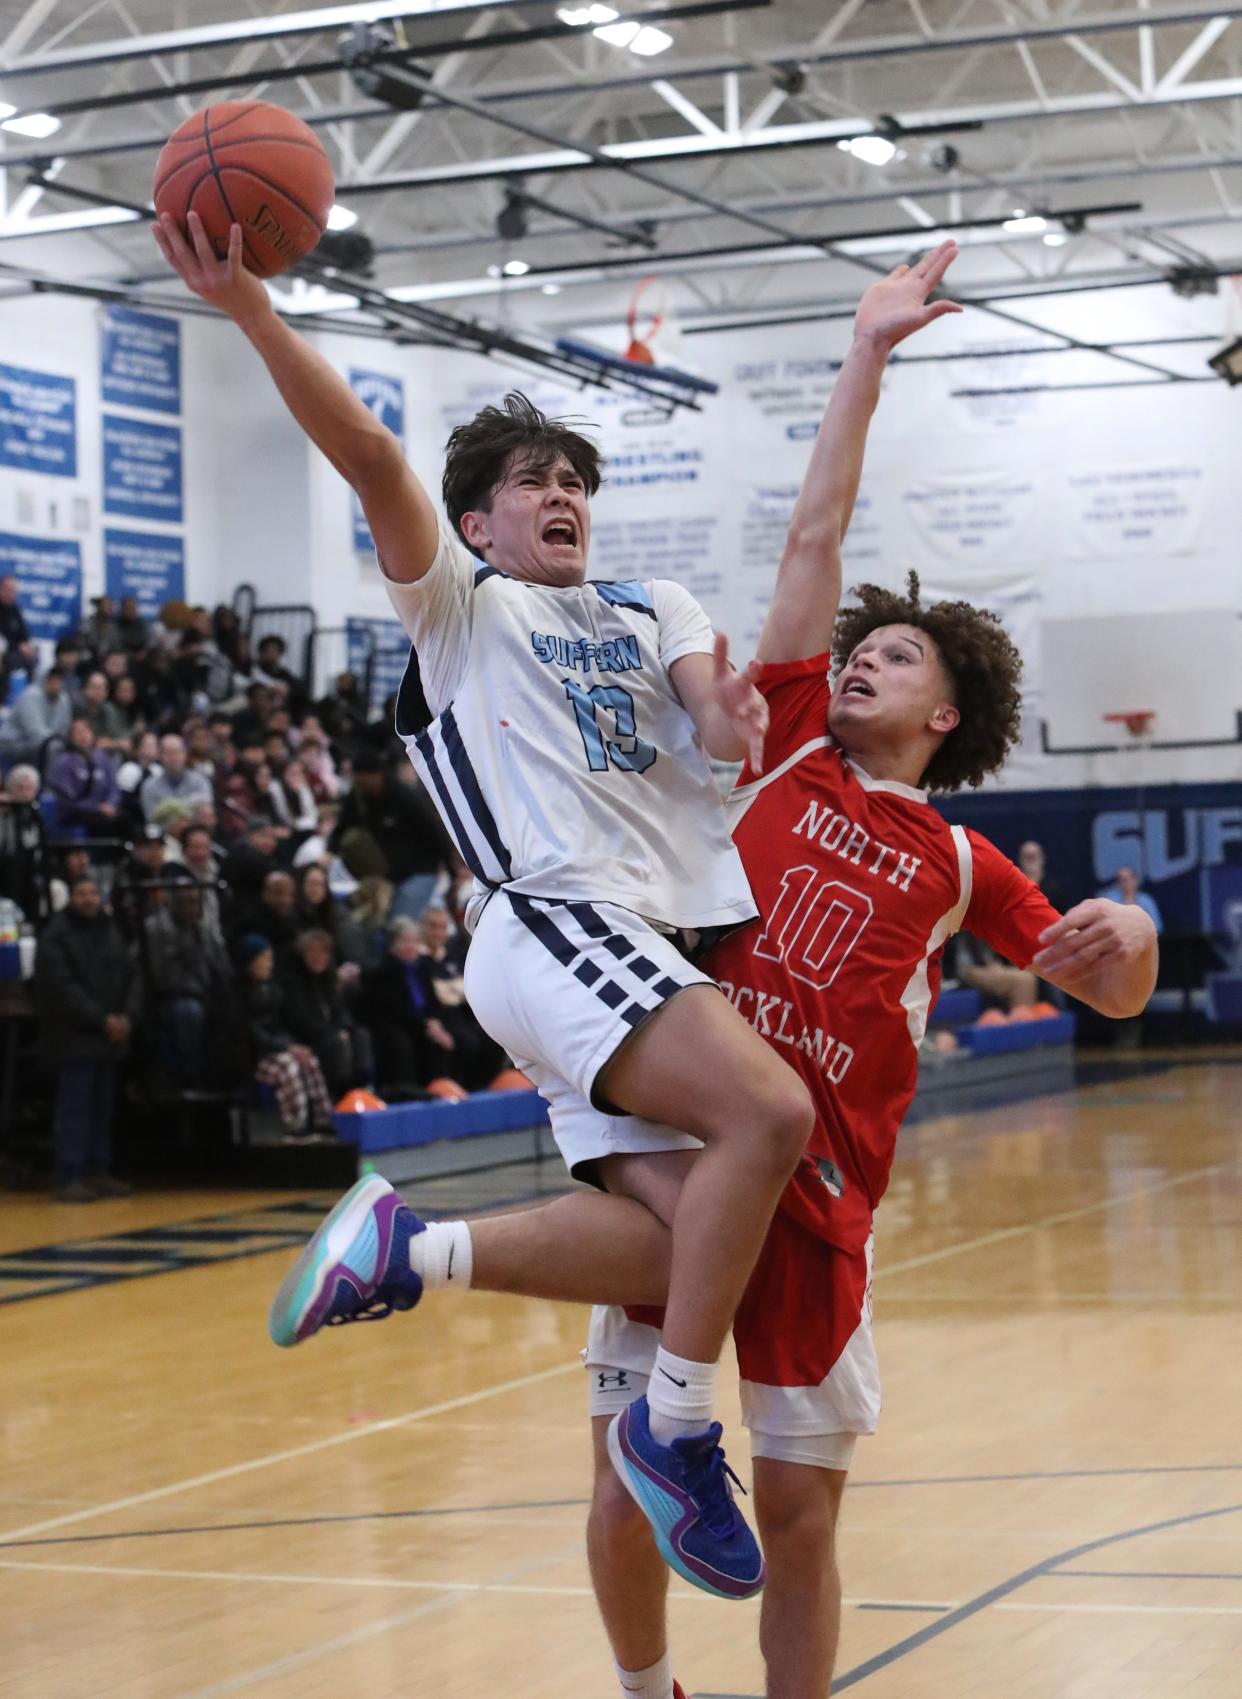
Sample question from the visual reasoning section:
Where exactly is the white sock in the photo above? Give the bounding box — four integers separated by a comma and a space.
646, 1347, 716, 1444
408, 1220, 473, 1291
615, 1650, 674, 1699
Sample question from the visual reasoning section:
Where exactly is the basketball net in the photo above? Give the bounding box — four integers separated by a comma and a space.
624, 275, 669, 365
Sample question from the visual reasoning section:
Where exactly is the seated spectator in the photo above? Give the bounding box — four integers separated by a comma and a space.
316, 669, 368, 753
34, 875, 139, 1202
116, 595, 150, 660
1018, 839, 1068, 912
101, 649, 129, 686
74, 670, 115, 743
212, 604, 243, 666
0, 572, 39, 682
184, 718, 217, 778
54, 634, 87, 684
347, 874, 394, 970
253, 633, 307, 714
237, 867, 301, 963
101, 674, 143, 751
221, 816, 280, 911
116, 729, 161, 832
81, 595, 121, 661
268, 756, 318, 838
0, 667, 71, 768
418, 906, 504, 1088
140, 732, 213, 822
950, 930, 1037, 1013
134, 643, 189, 728
151, 797, 195, 860
280, 927, 372, 1096
363, 914, 498, 1096
0, 764, 44, 917
295, 860, 364, 968
292, 801, 341, 870
143, 872, 232, 1087
49, 843, 104, 913
295, 720, 339, 801
332, 749, 455, 922
46, 718, 123, 837
110, 825, 168, 936
1098, 864, 1163, 933
230, 681, 275, 749
182, 822, 224, 939
239, 934, 336, 1139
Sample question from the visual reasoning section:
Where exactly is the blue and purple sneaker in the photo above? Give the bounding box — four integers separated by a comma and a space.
606, 1394, 766, 1601
268, 1174, 425, 1347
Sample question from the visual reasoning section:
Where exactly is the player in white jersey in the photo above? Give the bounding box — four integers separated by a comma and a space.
158, 209, 815, 1595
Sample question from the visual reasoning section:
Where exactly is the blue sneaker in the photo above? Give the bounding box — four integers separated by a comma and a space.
606, 1395, 766, 1601
268, 1174, 425, 1347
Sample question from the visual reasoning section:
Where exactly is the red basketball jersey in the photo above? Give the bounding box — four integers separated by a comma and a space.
706, 653, 1060, 1253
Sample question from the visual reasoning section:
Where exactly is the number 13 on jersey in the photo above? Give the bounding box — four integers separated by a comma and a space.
564, 679, 657, 774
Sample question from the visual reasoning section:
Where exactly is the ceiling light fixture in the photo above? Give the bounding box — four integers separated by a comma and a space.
1003, 211, 1047, 235
836, 135, 897, 167
502, 257, 531, 275
1043, 230, 1068, 247
327, 203, 358, 231
556, 3, 618, 23
2, 111, 61, 138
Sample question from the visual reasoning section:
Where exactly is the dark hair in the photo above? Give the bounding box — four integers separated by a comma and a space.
831, 571, 1024, 793
258, 633, 285, 654
441, 391, 602, 546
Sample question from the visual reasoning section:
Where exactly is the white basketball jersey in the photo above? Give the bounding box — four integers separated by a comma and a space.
385, 523, 755, 932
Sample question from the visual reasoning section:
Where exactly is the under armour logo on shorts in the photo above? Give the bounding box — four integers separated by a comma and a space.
596, 1369, 630, 1390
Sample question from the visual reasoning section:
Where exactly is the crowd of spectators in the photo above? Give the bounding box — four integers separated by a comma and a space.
0, 577, 505, 1201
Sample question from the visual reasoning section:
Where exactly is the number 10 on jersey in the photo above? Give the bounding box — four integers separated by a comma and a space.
754, 865, 874, 992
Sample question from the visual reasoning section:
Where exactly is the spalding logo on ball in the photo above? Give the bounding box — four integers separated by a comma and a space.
153, 99, 336, 279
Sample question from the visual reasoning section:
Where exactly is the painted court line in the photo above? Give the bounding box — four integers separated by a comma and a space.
0, 1557, 958, 1615
0, 1361, 580, 1546
880, 1165, 1216, 1278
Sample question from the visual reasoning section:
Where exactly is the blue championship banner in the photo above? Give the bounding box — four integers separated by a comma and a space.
0, 532, 82, 639
102, 414, 183, 523
101, 306, 181, 415
348, 370, 405, 553
0, 364, 77, 477
104, 528, 185, 622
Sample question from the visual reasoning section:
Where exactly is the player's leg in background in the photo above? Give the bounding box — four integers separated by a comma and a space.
587, 1414, 676, 1699
753, 1455, 848, 1699
598, 985, 813, 1378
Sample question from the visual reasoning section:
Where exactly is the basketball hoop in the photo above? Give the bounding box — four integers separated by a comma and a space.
1103, 710, 1156, 740
624, 275, 668, 365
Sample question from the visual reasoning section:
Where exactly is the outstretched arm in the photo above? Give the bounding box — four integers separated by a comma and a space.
756, 239, 962, 665
1033, 899, 1159, 1017
153, 213, 438, 583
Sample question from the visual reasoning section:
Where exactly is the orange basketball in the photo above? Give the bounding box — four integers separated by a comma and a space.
427, 1077, 469, 1101
975, 1009, 1008, 1027
335, 1088, 387, 1113
153, 100, 335, 278
1031, 1001, 1061, 1019
488, 1068, 534, 1091
1008, 1004, 1041, 1022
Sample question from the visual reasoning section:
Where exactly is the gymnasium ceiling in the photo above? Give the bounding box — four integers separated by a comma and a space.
0, 0, 1239, 355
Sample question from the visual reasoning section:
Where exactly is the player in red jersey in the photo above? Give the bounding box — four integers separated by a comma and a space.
575, 250, 1158, 1698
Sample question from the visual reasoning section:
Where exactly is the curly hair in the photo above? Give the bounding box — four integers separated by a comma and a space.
441, 391, 603, 545
831, 572, 1024, 793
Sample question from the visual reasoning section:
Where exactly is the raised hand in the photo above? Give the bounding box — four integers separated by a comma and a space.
853, 239, 962, 353
711, 632, 769, 774
152, 210, 272, 328
1031, 899, 1157, 983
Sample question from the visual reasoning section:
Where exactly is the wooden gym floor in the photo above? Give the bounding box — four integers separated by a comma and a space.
3, 1049, 1241, 1698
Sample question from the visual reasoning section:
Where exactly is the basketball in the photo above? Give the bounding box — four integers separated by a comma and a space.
426, 1077, 470, 1101
152, 100, 335, 278
488, 1067, 534, 1091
